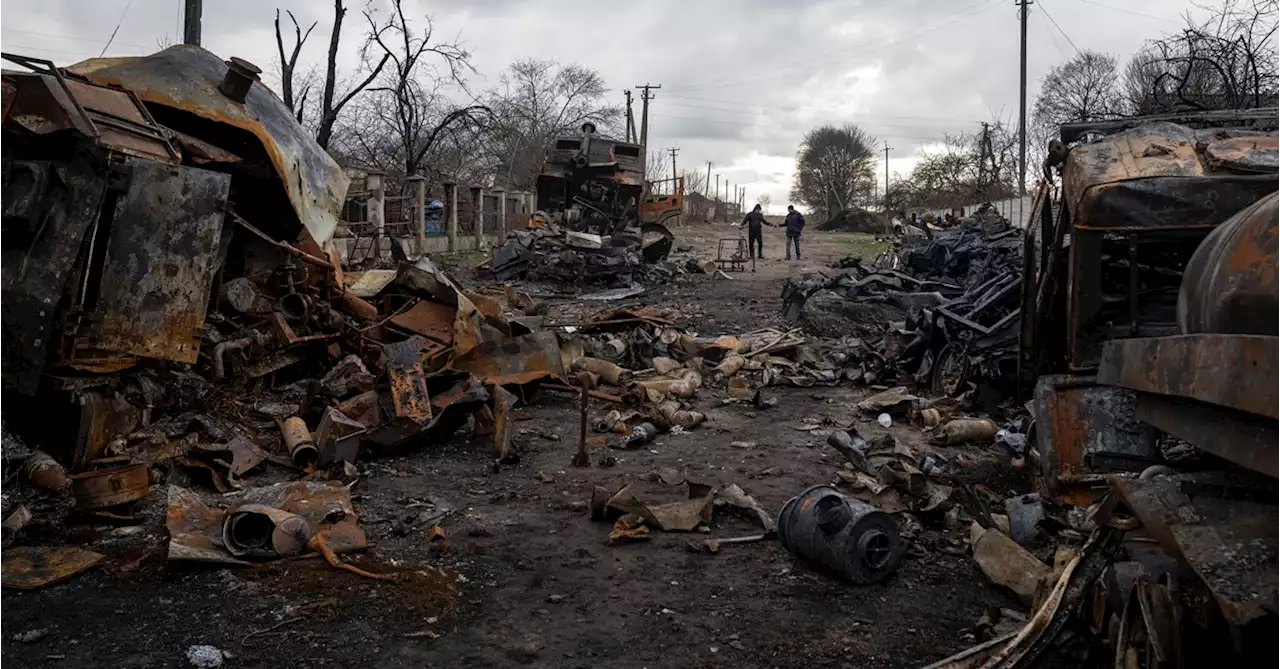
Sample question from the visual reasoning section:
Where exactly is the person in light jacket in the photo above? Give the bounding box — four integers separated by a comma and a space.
784, 205, 805, 260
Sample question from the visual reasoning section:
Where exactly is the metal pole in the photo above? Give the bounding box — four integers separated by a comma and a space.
669, 147, 679, 191
883, 142, 892, 213
624, 90, 635, 143
1017, 0, 1033, 200
715, 174, 720, 221
183, 0, 203, 46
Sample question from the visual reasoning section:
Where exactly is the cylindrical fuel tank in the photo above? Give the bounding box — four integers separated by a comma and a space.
1178, 191, 1278, 335
777, 485, 904, 584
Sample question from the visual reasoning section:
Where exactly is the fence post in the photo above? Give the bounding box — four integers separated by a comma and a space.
406, 174, 426, 258
470, 186, 483, 251
490, 187, 506, 246
444, 181, 458, 252
367, 171, 386, 262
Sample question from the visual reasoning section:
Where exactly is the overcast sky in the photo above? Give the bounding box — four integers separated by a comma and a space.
2, 0, 1207, 211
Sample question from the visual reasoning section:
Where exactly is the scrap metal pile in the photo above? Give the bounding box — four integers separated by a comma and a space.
485, 123, 674, 287
485, 216, 674, 286
782, 217, 1025, 409
0, 47, 586, 585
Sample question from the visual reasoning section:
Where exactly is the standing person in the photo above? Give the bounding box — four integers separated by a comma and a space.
742, 204, 767, 259
784, 205, 805, 260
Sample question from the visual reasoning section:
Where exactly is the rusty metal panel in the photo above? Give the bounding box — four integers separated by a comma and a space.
1, 158, 106, 394
388, 300, 456, 344
63, 79, 147, 124
1097, 334, 1278, 420
85, 159, 230, 363
1110, 476, 1278, 626
1134, 393, 1278, 478
1063, 130, 1202, 217
1204, 135, 1280, 173
1033, 375, 1160, 500
68, 46, 350, 245
449, 331, 565, 386
491, 384, 515, 461
383, 336, 432, 424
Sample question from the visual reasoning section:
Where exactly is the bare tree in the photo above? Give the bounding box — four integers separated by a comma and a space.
756, 193, 772, 212
485, 59, 621, 190
882, 119, 1021, 211
681, 168, 707, 196
1033, 50, 1121, 137
274, 9, 317, 124
314, 0, 391, 150
791, 124, 878, 220
1123, 0, 1278, 114
350, 0, 486, 179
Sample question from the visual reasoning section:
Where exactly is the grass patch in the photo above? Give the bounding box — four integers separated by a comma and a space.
812, 231, 891, 261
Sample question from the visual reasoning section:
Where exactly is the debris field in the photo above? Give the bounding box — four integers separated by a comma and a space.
2, 45, 1277, 669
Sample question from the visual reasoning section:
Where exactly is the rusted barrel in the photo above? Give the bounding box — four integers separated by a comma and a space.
1178, 192, 1278, 335
777, 485, 904, 584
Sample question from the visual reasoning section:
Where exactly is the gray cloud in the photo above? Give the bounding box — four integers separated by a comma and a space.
0, 0, 1212, 209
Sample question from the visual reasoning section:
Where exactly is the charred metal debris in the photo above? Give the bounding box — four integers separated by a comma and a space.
0, 48, 679, 579
485, 123, 675, 286
782, 210, 1025, 415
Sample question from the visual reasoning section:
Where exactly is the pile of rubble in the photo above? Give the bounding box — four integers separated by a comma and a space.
782, 217, 1025, 410
485, 215, 675, 286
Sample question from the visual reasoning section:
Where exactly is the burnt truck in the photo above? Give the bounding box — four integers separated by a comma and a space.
487, 124, 674, 284
2, 47, 363, 468
1008, 109, 1278, 668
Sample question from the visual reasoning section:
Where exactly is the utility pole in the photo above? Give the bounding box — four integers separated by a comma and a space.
715, 174, 721, 221
668, 147, 679, 190
977, 122, 994, 198
1017, 0, 1032, 200
624, 90, 636, 143
634, 83, 661, 152
183, 0, 203, 46
883, 142, 892, 212
634, 83, 660, 205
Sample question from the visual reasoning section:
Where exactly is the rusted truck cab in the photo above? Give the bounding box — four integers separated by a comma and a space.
1021, 113, 1278, 502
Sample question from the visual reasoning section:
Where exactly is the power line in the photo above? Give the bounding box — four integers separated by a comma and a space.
649, 113, 954, 143
1039, 2, 1083, 56
669, 0, 1001, 92
1073, 0, 1183, 25
658, 101, 974, 129
0, 27, 154, 51
660, 95, 980, 123
100, 0, 137, 57
1038, 10, 1069, 58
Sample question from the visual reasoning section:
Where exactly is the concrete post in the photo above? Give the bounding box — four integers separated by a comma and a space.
406, 174, 426, 258
491, 187, 507, 243
469, 186, 483, 251
525, 190, 536, 217
444, 181, 458, 252
367, 171, 386, 262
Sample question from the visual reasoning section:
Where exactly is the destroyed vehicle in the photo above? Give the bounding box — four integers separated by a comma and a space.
487, 123, 673, 284
2, 47, 360, 464
1021, 109, 1279, 501
1006, 108, 1277, 668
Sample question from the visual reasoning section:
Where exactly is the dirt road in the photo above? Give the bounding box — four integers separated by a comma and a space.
2, 226, 1030, 669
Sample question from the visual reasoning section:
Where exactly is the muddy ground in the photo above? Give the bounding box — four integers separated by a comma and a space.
3, 226, 1056, 669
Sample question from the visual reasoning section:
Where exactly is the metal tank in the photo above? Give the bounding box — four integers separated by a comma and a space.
1178, 191, 1279, 336
776, 485, 904, 584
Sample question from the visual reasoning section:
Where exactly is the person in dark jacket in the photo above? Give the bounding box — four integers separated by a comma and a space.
784, 205, 805, 260
742, 204, 767, 259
